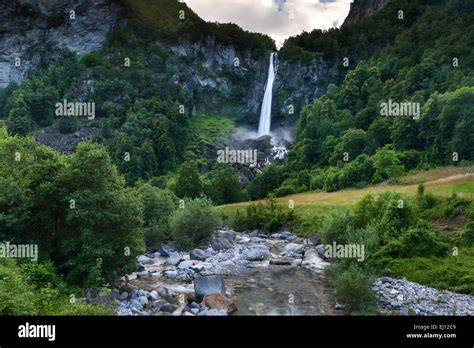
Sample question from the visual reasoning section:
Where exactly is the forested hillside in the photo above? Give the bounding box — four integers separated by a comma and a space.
0, 0, 472, 316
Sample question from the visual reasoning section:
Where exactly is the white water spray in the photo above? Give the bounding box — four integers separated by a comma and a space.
257, 52, 277, 137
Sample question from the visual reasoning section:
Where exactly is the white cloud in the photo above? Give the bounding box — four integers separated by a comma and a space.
184, 0, 353, 47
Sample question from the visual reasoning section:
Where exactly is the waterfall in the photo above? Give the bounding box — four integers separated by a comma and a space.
257, 52, 277, 137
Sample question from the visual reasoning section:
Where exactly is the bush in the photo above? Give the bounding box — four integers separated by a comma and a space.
227, 197, 296, 232
57, 116, 79, 134
136, 183, 177, 245
0, 260, 113, 315
0, 260, 39, 315
206, 165, 244, 205
361, 191, 416, 243
169, 197, 221, 250
462, 222, 474, 246
326, 262, 377, 313
247, 165, 284, 200
371, 226, 449, 264
319, 209, 355, 245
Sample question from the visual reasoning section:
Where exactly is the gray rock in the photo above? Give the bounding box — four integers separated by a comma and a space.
269, 258, 292, 265
248, 230, 259, 237
190, 248, 211, 261
157, 243, 175, 257
148, 290, 159, 301
166, 252, 182, 266
197, 308, 227, 316
160, 303, 177, 313
129, 299, 144, 310
137, 296, 148, 308
217, 230, 237, 241
190, 301, 200, 309
293, 258, 303, 266
315, 244, 326, 258
282, 243, 305, 257
119, 292, 129, 301
308, 235, 321, 245
211, 237, 232, 250
130, 289, 139, 299
153, 300, 167, 310
240, 245, 269, 261
194, 275, 226, 297
116, 306, 133, 316
137, 255, 154, 265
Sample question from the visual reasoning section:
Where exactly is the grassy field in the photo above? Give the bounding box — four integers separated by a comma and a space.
218, 166, 474, 223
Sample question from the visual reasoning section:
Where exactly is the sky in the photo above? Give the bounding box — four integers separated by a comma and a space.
184, 0, 353, 47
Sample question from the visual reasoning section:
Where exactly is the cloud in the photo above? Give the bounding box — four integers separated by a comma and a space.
184, 0, 353, 47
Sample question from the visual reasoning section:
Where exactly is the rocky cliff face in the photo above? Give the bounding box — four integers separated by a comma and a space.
0, 0, 340, 129
343, 0, 391, 25
0, 0, 123, 88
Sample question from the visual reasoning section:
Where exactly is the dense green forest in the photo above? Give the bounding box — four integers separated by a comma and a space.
249, 0, 474, 199
0, 0, 473, 315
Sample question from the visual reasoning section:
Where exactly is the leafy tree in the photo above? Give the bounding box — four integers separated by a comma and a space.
6, 95, 34, 136
330, 128, 369, 165
174, 162, 203, 198
169, 197, 221, 250
54, 142, 145, 286
206, 165, 244, 205
247, 164, 284, 200
372, 145, 404, 182
136, 183, 177, 244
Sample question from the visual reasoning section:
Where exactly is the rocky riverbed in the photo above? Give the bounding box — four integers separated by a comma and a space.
112, 229, 339, 316
105, 229, 474, 316
373, 277, 474, 316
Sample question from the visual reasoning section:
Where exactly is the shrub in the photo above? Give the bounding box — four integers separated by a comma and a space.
369, 191, 416, 243
462, 222, 474, 246
136, 183, 177, 245
169, 197, 221, 250
247, 164, 284, 199
326, 262, 377, 313
57, 116, 79, 134
228, 197, 296, 233
371, 226, 449, 265
0, 260, 39, 315
319, 209, 355, 245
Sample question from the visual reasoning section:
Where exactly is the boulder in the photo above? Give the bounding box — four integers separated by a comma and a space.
129, 299, 144, 311
211, 237, 232, 250
166, 252, 182, 266
197, 309, 228, 316
153, 300, 167, 310
137, 255, 154, 265
190, 248, 211, 261
136, 296, 148, 308
308, 235, 321, 246
269, 258, 292, 266
202, 294, 237, 314
282, 243, 305, 257
156, 243, 175, 257
315, 244, 326, 258
217, 230, 237, 241
194, 275, 226, 298
160, 303, 177, 313
148, 290, 159, 301
240, 245, 269, 261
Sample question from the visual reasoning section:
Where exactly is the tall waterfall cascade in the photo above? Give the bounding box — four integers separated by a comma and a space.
257, 52, 277, 137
